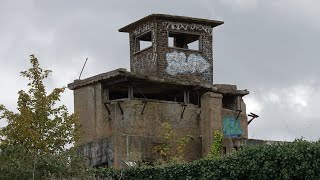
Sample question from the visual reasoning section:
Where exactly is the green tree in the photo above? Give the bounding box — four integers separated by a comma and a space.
0, 55, 87, 179
0, 54, 78, 154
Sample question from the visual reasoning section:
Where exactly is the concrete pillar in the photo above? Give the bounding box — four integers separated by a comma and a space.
200, 92, 223, 157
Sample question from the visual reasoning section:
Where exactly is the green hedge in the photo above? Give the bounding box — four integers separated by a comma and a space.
94, 139, 320, 180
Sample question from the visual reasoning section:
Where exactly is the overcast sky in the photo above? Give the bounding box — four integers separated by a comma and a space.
0, 0, 319, 141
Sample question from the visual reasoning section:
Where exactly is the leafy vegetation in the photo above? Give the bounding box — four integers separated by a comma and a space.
0, 55, 86, 179
0, 145, 88, 179
0, 55, 78, 154
93, 139, 320, 179
153, 122, 193, 164
207, 131, 223, 159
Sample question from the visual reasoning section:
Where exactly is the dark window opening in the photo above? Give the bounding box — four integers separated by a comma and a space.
108, 85, 128, 101
105, 83, 201, 105
189, 90, 204, 106
133, 88, 185, 103
135, 31, 152, 52
222, 95, 237, 111
168, 31, 200, 51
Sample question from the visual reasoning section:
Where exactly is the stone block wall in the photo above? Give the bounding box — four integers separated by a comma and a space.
129, 21, 158, 76
156, 19, 213, 83
128, 18, 214, 83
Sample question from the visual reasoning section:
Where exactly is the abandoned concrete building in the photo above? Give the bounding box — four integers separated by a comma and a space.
68, 14, 262, 168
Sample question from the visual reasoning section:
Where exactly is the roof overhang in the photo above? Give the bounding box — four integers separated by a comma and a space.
68, 69, 249, 96
118, 14, 224, 33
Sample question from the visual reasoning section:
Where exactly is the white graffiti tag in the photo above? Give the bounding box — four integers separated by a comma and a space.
166, 51, 210, 75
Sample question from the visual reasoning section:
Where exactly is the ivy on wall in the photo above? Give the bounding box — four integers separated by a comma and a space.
207, 132, 223, 159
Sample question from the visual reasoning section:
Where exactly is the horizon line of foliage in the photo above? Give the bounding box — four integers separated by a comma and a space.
0, 55, 88, 179
94, 139, 320, 180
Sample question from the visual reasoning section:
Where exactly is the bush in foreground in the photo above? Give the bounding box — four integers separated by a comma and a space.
94, 139, 320, 180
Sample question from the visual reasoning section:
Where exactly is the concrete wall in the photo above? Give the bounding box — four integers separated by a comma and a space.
74, 83, 110, 145
200, 92, 222, 157
74, 84, 249, 167
222, 138, 281, 155
77, 97, 203, 167
109, 99, 202, 165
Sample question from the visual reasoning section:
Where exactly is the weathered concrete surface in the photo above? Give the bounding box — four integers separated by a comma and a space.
108, 99, 202, 164
74, 85, 97, 145
73, 81, 249, 167
200, 92, 223, 157
77, 137, 113, 167
76, 97, 203, 167
74, 83, 110, 145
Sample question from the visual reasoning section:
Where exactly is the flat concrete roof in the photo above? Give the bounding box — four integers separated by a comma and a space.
68, 68, 249, 96
119, 14, 224, 33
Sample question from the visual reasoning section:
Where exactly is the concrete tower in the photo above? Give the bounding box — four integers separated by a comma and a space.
119, 14, 223, 83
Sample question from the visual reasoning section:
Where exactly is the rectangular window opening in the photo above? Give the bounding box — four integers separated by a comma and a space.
189, 90, 204, 106
168, 31, 200, 51
133, 88, 185, 103
107, 85, 128, 101
135, 31, 152, 52
222, 95, 237, 111
105, 84, 199, 105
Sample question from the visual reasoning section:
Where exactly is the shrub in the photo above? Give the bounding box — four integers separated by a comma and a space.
93, 139, 320, 179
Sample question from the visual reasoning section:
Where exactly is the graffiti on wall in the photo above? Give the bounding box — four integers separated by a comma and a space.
132, 22, 153, 36
162, 21, 212, 35
202, 70, 212, 82
201, 35, 212, 55
78, 138, 114, 167
131, 28, 158, 73
165, 51, 210, 76
132, 52, 157, 71
223, 116, 243, 137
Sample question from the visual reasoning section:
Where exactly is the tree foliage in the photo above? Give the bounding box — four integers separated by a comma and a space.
0, 55, 78, 154
0, 55, 87, 179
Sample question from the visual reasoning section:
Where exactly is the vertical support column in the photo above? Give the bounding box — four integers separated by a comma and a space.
128, 86, 133, 99
239, 97, 248, 138
104, 88, 109, 102
200, 92, 223, 157
184, 90, 190, 104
